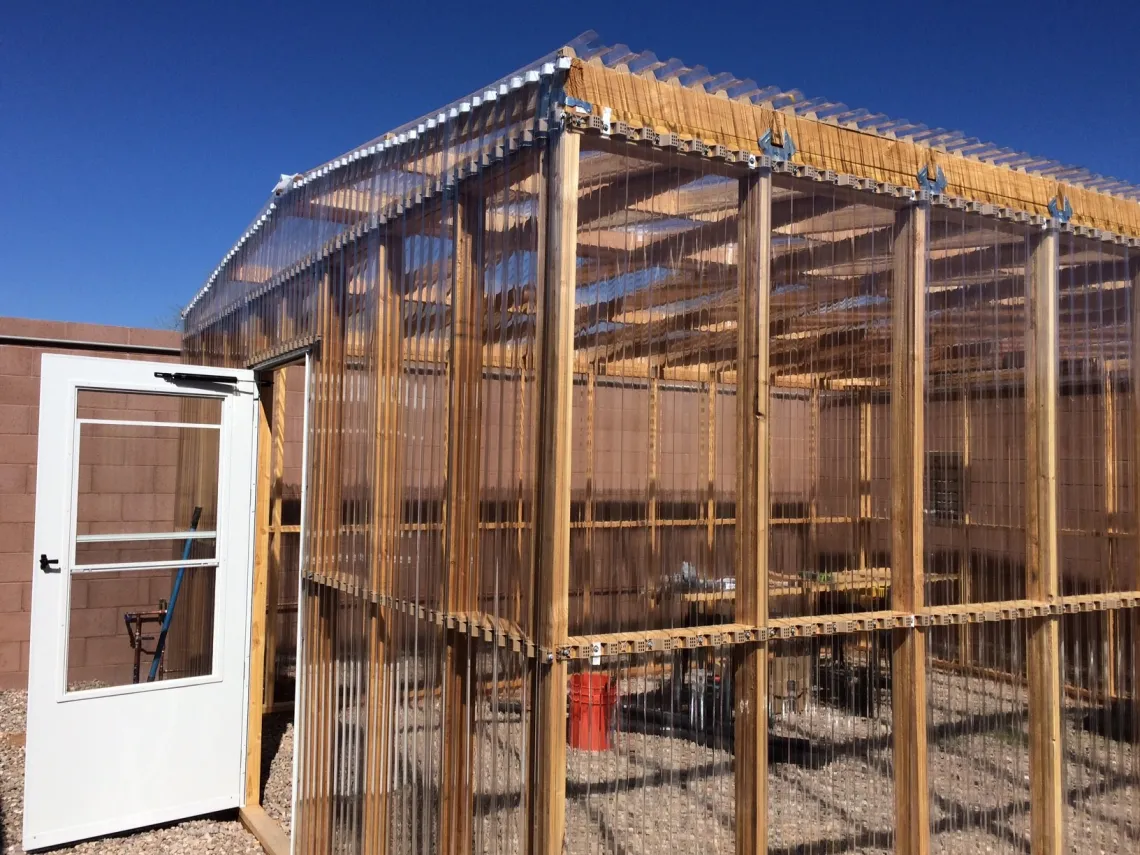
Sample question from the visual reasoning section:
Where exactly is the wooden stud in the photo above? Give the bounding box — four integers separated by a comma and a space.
734, 166, 771, 855
857, 393, 872, 575
889, 202, 930, 855
584, 371, 596, 627
245, 375, 275, 807
1103, 373, 1118, 696
959, 398, 972, 667
440, 190, 485, 855
807, 387, 820, 605
648, 376, 660, 565
263, 368, 287, 712
1025, 226, 1062, 855
1130, 254, 1140, 771
706, 380, 717, 565
528, 129, 579, 855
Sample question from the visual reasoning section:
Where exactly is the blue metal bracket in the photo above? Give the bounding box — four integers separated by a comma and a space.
916, 164, 947, 194
1048, 195, 1073, 223
758, 129, 796, 162
564, 96, 594, 115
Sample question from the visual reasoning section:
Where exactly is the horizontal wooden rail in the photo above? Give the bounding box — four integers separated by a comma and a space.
303, 571, 1140, 662
556, 591, 1140, 660
307, 516, 1133, 536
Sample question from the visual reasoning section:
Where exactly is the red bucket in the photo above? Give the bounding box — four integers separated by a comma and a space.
568, 673, 617, 751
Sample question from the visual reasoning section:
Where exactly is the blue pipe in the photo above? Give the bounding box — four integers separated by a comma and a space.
148, 506, 203, 682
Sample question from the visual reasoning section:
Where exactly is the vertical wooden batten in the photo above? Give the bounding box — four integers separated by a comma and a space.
734, 166, 771, 855
440, 191, 485, 855
528, 128, 579, 855
889, 201, 930, 855
1025, 226, 1062, 855
362, 234, 405, 855
1131, 255, 1140, 733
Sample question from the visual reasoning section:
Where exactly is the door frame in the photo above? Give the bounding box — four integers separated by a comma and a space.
239, 351, 312, 855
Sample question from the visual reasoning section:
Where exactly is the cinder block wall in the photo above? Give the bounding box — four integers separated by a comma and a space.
0, 317, 181, 690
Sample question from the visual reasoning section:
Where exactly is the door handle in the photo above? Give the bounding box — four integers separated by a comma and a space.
39, 555, 60, 573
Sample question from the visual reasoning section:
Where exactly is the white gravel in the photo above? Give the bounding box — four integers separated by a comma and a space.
0, 689, 294, 854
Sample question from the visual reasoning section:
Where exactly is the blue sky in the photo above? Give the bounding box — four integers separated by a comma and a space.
3, 1, 1137, 329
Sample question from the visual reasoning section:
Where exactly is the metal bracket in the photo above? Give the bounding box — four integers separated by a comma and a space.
758, 128, 796, 162
599, 106, 612, 136
564, 96, 593, 115
916, 164, 947, 194
1048, 195, 1073, 223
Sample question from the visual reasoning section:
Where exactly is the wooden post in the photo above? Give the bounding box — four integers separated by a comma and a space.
362, 235, 404, 855
528, 128, 579, 855
441, 192, 485, 855
245, 376, 275, 806
858, 393, 872, 574
890, 202, 930, 855
1131, 256, 1140, 729
584, 371, 596, 626
734, 166, 771, 855
302, 261, 346, 852
1025, 226, 1062, 855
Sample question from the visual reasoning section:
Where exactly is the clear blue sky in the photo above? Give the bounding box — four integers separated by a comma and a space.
3, 1, 1137, 329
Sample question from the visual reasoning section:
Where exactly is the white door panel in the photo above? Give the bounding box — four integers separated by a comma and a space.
23, 355, 258, 851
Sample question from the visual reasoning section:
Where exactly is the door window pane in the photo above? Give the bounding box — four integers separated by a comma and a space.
74, 422, 219, 542
76, 390, 222, 424
67, 566, 216, 692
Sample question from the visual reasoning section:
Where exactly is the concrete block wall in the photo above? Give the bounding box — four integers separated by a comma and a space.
0, 317, 181, 690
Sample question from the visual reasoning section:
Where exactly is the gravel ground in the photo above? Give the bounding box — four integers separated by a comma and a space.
259, 714, 294, 835
0, 690, 295, 854
5, 658, 1136, 855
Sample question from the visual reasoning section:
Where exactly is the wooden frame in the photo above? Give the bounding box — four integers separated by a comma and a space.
890, 202, 930, 855
1026, 228, 1062, 855
734, 167, 771, 855
528, 128, 579, 855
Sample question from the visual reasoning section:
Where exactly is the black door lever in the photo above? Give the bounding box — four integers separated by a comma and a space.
39, 555, 60, 573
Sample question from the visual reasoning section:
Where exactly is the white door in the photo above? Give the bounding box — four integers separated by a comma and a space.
23, 355, 258, 851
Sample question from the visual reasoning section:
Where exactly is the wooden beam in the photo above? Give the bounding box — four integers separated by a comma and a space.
889, 202, 930, 855
528, 129, 579, 855
244, 375, 274, 807
440, 191, 485, 855
1025, 226, 1062, 855
734, 166, 771, 855
239, 805, 290, 855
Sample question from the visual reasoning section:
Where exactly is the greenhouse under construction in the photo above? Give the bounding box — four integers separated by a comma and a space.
171, 30, 1140, 855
